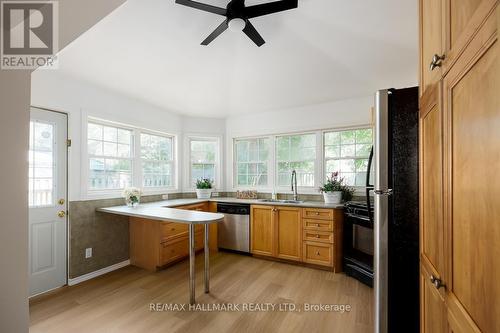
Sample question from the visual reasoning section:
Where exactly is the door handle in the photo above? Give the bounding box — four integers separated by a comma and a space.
430, 275, 445, 290
429, 54, 445, 71
57, 210, 66, 218
58, 198, 65, 205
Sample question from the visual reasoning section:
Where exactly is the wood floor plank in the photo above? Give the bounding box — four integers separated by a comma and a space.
29, 252, 373, 333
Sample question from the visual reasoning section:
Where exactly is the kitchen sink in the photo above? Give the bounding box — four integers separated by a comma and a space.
258, 199, 304, 204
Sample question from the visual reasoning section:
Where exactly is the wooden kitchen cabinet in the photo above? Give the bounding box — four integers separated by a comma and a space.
419, 83, 445, 280
419, 0, 444, 96
419, 0, 497, 97
443, 9, 498, 332
420, 262, 447, 333
250, 205, 274, 257
275, 206, 302, 261
419, 2, 498, 332
250, 205, 301, 260
251, 205, 343, 271
129, 202, 213, 271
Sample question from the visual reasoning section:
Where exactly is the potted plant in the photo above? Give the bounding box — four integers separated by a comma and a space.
122, 187, 142, 207
195, 178, 213, 199
319, 172, 354, 204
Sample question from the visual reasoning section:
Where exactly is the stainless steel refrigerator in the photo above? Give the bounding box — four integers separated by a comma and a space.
373, 87, 419, 333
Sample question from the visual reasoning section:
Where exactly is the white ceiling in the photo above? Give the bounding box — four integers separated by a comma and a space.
54, 0, 418, 118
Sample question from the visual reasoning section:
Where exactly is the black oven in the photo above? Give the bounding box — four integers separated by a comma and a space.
343, 202, 374, 287
343, 146, 375, 287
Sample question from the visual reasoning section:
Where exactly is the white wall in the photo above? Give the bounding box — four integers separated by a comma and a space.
224, 96, 373, 191
0, 1, 127, 332
31, 71, 226, 199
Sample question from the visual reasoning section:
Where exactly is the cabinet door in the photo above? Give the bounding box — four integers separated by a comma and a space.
443, 8, 498, 332
250, 205, 274, 257
419, 84, 445, 279
275, 206, 302, 261
420, 0, 444, 96
420, 263, 447, 333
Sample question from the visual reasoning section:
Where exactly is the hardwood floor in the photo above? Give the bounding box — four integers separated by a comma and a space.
29, 252, 373, 333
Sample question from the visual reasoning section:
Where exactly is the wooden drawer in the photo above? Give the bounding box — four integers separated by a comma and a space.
160, 238, 189, 265
303, 218, 333, 231
302, 208, 334, 220
303, 230, 333, 244
177, 202, 208, 211
160, 222, 188, 240
303, 241, 333, 267
159, 232, 204, 266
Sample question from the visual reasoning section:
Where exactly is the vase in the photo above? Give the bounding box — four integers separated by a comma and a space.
323, 191, 342, 204
195, 189, 212, 199
125, 196, 140, 207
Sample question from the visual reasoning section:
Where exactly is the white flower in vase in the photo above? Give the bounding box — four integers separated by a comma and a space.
122, 187, 142, 207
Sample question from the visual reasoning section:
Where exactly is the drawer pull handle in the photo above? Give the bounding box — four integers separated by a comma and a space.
430, 275, 445, 289
315, 212, 320, 215
315, 251, 321, 256
316, 235, 320, 238
316, 224, 320, 227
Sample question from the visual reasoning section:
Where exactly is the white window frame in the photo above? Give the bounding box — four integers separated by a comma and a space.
274, 131, 320, 192
86, 120, 135, 197
185, 135, 222, 191
83, 117, 178, 199
230, 126, 372, 195
323, 126, 373, 191
233, 136, 272, 189
138, 129, 177, 194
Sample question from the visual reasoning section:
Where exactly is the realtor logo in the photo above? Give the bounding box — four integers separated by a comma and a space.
1, 1, 58, 69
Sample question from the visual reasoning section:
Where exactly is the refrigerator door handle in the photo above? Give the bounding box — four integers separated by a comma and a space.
374, 89, 390, 333
374, 189, 393, 196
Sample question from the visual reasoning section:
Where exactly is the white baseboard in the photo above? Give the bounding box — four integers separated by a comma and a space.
68, 259, 130, 286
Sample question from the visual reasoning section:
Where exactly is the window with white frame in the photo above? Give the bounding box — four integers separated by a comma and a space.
235, 137, 270, 187
140, 133, 174, 188
87, 122, 133, 190
276, 133, 316, 187
189, 138, 218, 187
324, 128, 372, 186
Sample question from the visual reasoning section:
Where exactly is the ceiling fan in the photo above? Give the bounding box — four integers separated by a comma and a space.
175, 0, 298, 47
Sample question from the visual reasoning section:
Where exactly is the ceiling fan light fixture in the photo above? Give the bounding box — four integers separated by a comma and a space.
228, 18, 246, 31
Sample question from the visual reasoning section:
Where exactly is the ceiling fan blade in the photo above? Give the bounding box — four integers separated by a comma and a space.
175, 0, 227, 16
201, 20, 229, 45
242, 20, 265, 47
245, 0, 298, 18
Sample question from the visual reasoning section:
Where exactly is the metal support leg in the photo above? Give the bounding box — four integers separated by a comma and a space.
204, 223, 210, 293
189, 224, 195, 305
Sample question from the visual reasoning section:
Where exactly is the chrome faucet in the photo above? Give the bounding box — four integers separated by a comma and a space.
291, 170, 298, 201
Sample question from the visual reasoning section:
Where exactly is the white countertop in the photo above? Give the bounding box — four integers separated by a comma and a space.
97, 204, 224, 224
97, 197, 343, 224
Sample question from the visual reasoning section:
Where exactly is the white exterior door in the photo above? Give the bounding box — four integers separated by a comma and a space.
29, 108, 67, 296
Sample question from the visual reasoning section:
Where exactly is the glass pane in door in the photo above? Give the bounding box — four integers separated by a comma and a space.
29, 120, 55, 207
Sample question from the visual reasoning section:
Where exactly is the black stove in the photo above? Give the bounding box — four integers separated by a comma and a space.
343, 201, 374, 287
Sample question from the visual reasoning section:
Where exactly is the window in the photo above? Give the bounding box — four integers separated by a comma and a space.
140, 133, 174, 188
87, 122, 133, 190
189, 138, 218, 187
324, 128, 372, 186
29, 120, 55, 207
235, 138, 270, 186
276, 133, 316, 187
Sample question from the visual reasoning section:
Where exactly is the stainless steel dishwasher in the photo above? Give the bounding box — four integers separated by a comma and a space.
217, 203, 250, 253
